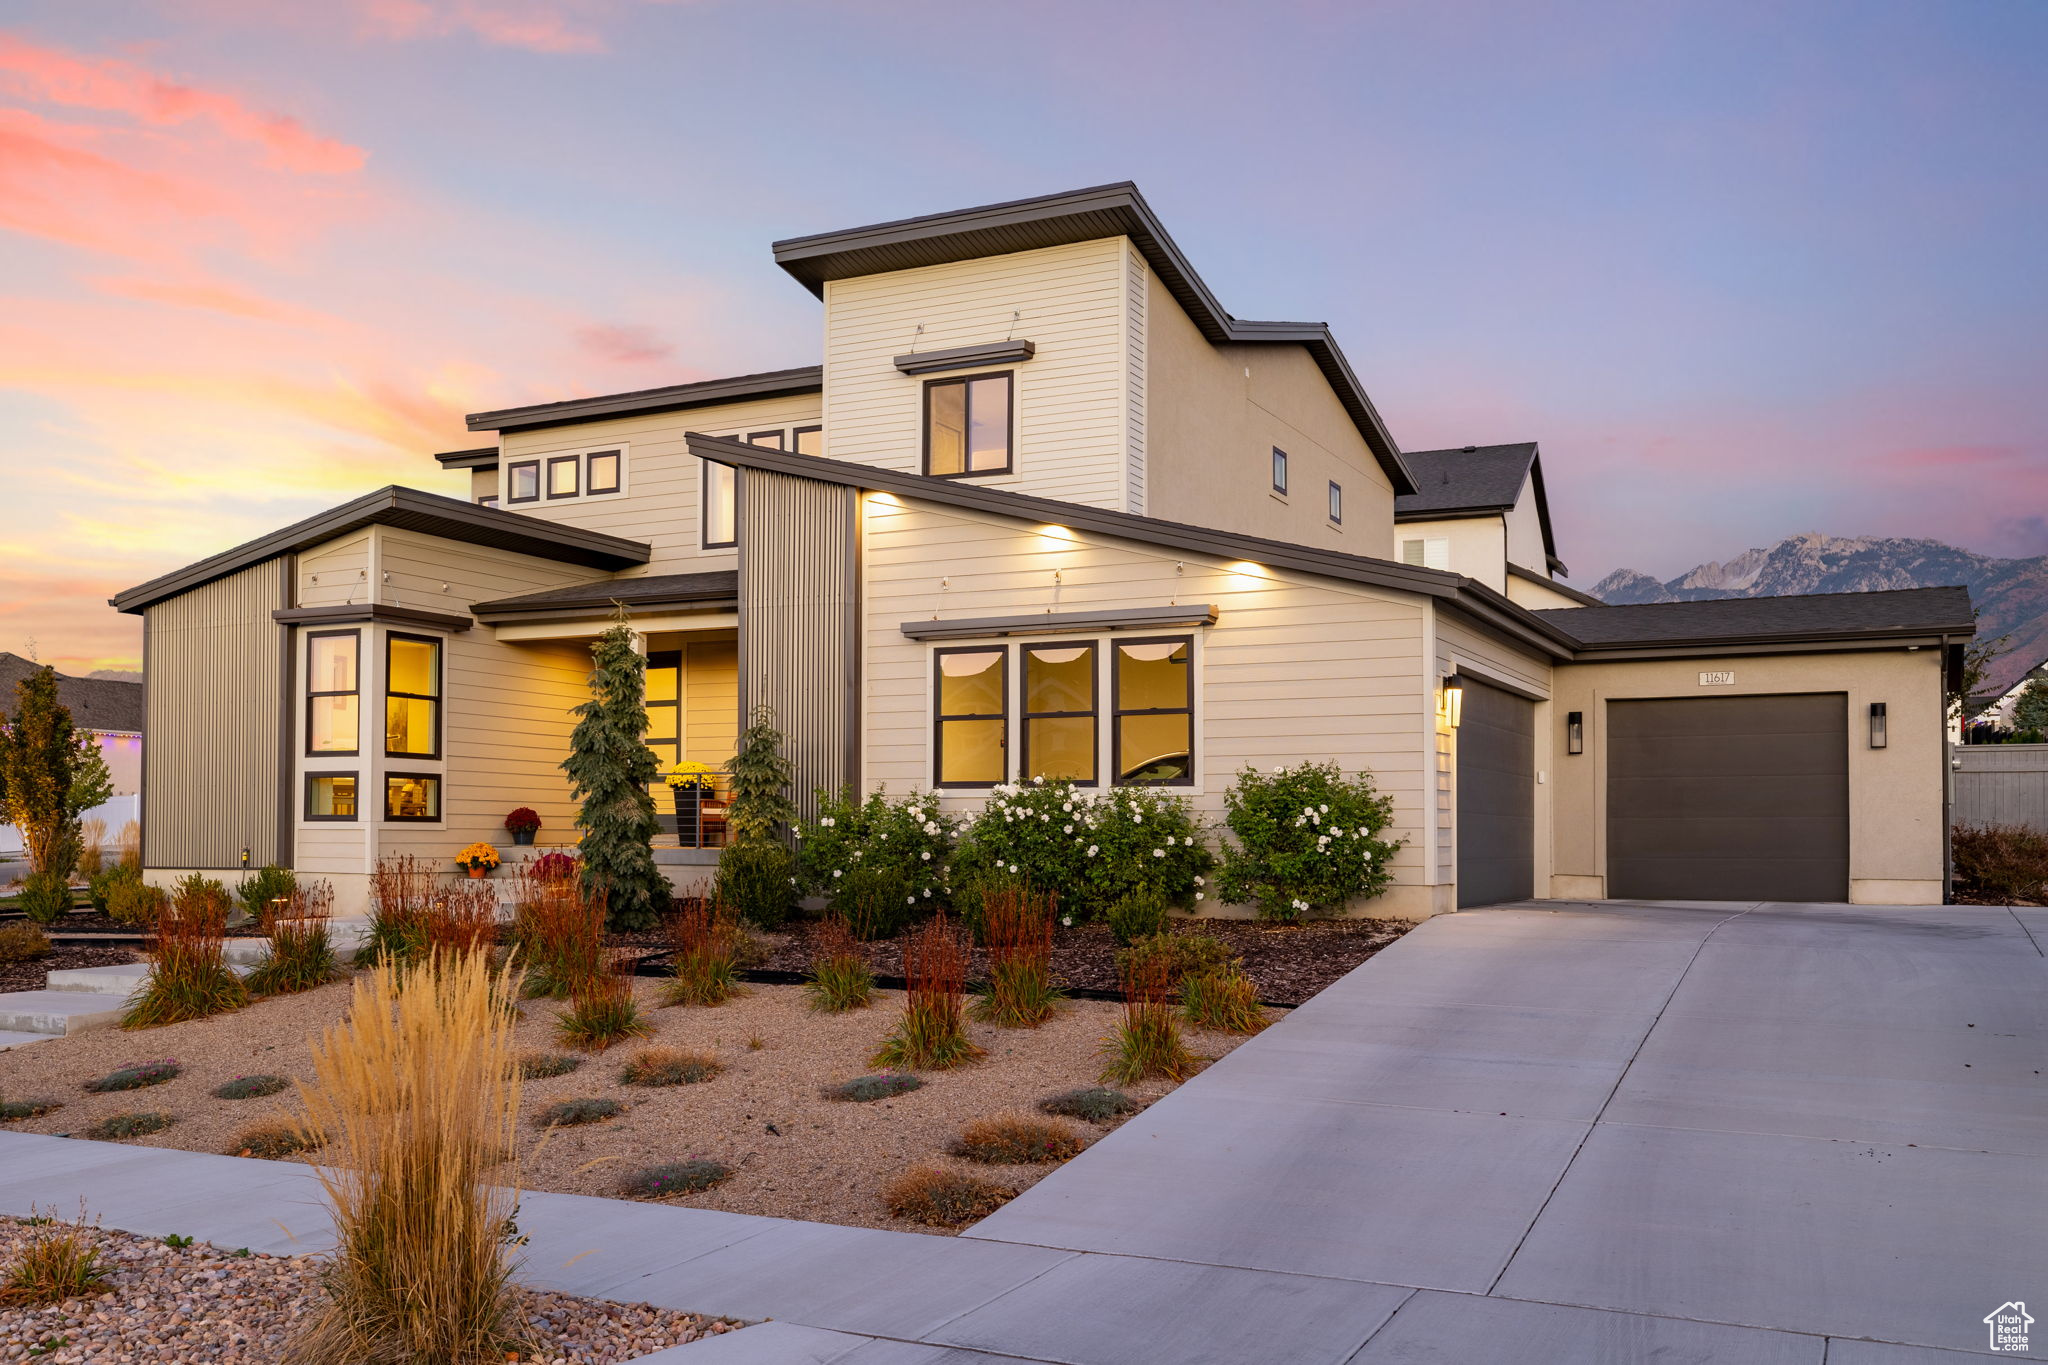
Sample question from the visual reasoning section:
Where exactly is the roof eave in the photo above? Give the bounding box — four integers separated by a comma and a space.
465, 367, 824, 434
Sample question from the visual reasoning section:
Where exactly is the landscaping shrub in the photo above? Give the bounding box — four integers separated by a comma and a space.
949, 1114, 1084, 1164
796, 787, 954, 918
825, 1071, 923, 1103
535, 1096, 622, 1128
1098, 952, 1193, 1086
0, 1204, 109, 1306
170, 872, 229, 915
803, 918, 874, 1013
661, 900, 746, 1007
85, 1111, 175, 1140
0, 1097, 62, 1121
619, 1046, 722, 1087
86, 860, 138, 913
83, 1059, 179, 1092
1217, 762, 1402, 920
515, 1052, 582, 1080
293, 952, 526, 1365
836, 863, 921, 942
423, 882, 501, 960
619, 1160, 730, 1199
213, 1074, 290, 1100
725, 704, 796, 847
1180, 963, 1266, 1034
566, 620, 671, 934
121, 884, 248, 1029
508, 876, 605, 1000
555, 969, 652, 1051
528, 850, 578, 883
1038, 1087, 1137, 1122
106, 876, 166, 927
1103, 885, 1172, 946
956, 780, 1211, 921
246, 881, 341, 996
1114, 931, 1231, 988
235, 863, 296, 927
882, 1166, 1015, 1228
15, 871, 70, 925
0, 923, 50, 965
230, 1117, 323, 1160
356, 855, 438, 969
1952, 823, 2048, 903
75, 818, 106, 879
872, 915, 984, 1071
712, 839, 800, 930
0, 662, 112, 894
971, 882, 1061, 1028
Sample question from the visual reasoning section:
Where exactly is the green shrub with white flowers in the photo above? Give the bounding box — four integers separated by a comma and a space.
956, 779, 1212, 922
795, 787, 957, 922
1216, 762, 1401, 921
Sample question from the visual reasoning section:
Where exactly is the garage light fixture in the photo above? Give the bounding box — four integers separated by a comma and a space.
1567, 711, 1584, 755
1869, 702, 1887, 749
1441, 673, 1465, 729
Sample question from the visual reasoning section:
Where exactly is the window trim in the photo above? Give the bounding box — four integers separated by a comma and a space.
545, 454, 580, 500
382, 771, 443, 824
701, 458, 737, 550
383, 631, 443, 761
304, 628, 361, 758
1328, 480, 1343, 525
1271, 447, 1289, 496
303, 770, 360, 822
585, 449, 622, 495
1111, 634, 1196, 789
644, 647, 680, 776
932, 645, 1009, 789
1020, 640, 1100, 786
746, 429, 786, 450
506, 459, 541, 505
792, 424, 823, 456
922, 370, 1015, 479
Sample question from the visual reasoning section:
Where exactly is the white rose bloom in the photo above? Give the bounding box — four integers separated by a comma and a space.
1009, 864, 1019, 874
1152, 849, 1165, 858
921, 851, 931, 861
1087, 845, 1099, 857
832, 869, 843, 878
1064, 825, 1074, 834
1319, 804, 1329, 814
1195, 892, 1205, 901
1194, 876, 1205, 886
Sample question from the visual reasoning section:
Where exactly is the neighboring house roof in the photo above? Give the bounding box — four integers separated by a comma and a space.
1507, 563, 1603, 606
1395, 442, 1566, 575
768, 182, 1415, 497
111, 486, 651, 615
470, 571, 738, 623
1534, 587, 1977, 651
0, 653, 143, 732
465, 366, 824, 435
434, 446, 499, 469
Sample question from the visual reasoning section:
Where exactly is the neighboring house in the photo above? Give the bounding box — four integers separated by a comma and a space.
1972, 658, 2048, 729
0, 653, 143, 856
110, 183, 1973, 916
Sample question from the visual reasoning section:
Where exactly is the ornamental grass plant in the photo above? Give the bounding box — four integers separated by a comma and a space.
949, 1113, 1084, 1164
0, 1203, 109, 1306
291, 951, 528, 1365
618, 1045, 722, 1087
121, 881, 248, 1029
660, 900, 746, 1008
555, 966, 652, 1052
882, 1166, 1015, 1228
246, 881, 341, 996
1180, 962, 1267, 1034
872, 914, 983, 1071
423, 882, 500, 960
508, 870, 605, 1000
358, 855, 438, 968
971, 883, 1062, 1028
802, 917, 874, 1013
1098, 951, 1194, 1086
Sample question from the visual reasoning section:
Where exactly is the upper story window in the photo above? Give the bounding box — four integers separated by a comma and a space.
934, 647, 1007, 787
702, 460, 736, 549
385, 633, 442, 759
587, 450, 622, 495
506, 448, 623, 506
1400, 536, 1450, 571
306, 630, 359, 755
477, 496, 500, 509
925, 372, 1012, 478
1271, 447, 1289, 496
1328, 481, 1343, 524
747, 430, 785, 450
793, 425, 823, 456
546, 455, 579, 499
507, 460, 540, 504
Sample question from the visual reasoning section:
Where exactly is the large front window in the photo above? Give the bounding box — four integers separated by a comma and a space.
1113, 637, 1193, 786
1022, 642, 1096, 784
924, 372, 1012, 477
306, 630, 359, 754
385, 634, 442, 758
934, 647, 1006, 787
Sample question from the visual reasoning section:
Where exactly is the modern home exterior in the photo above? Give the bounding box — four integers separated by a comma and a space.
112, 184, 1974, 916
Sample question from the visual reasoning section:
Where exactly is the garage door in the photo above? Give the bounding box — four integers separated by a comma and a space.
1457, 678, 1535, 907
1607, 693, 1848, 902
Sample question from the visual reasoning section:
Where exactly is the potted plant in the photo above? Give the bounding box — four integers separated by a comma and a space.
504, 807, 542, 846
665, 761, 718, 847
456, 842, 502, 879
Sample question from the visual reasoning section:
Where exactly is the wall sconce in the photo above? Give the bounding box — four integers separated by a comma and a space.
1869, 702, 1887, 749
1567, 711, 1584, 755
1441, 673, 1465, 729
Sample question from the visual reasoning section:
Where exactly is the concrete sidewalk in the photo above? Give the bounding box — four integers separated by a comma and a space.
1, 900, 2040, 1361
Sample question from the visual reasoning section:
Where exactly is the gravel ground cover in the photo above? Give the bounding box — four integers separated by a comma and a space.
0, 1218, 737, 1363
0, 946, 138, 996
0, 980, 1261, 1233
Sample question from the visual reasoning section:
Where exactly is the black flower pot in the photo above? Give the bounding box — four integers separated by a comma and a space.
672, 784, 707, 847
510, 829, 536, 846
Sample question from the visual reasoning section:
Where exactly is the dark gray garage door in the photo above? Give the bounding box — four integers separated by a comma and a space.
1607, 693, 1848, 902
1457, 678, 1535, 907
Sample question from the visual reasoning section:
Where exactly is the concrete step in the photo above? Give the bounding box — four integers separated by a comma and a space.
0, 1029, 52, 1051
44, 963, 148, 997
0, 990, 126, 1036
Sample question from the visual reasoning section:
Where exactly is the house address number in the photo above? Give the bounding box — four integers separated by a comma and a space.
1699, 670, 1735, 686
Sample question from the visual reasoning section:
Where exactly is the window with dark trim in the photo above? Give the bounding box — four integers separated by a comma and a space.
645, 648, 679, 782
747, 429, 785, 450
506, 460, 540, 504
546, 455, 579, 499
384, 633, 442, 759
306, 629, 360, 756
305, 772, 358, 820
384, 773, 441, 822
792, 425, 824, 456
1112, 636, 1194, 787
1328, 480, 1343, 524
477, 496, 500, 509
934, 646, 1007, 787
702, 460, 736, 549
1022, 642, 1097, 784
924, 372, 1013, 477
1271, 447, 1289, 495
586, 449, 622, 495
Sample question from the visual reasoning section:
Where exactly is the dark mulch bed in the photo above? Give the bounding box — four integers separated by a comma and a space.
1, 910, 265, 937
0, 943, 139, 994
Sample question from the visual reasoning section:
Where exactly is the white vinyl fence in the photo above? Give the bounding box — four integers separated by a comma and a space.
1954, 744, 2048, 833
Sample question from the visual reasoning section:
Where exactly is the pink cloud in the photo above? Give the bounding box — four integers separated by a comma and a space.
575, 321, 674, 363
352, 0, 680, 53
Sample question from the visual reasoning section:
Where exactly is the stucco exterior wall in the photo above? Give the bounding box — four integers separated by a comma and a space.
1394, 516, 1507, 591
1503, 488, 1549, 575
1505, 574, 1594, 611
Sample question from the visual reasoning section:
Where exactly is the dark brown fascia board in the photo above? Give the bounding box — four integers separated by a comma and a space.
466, 366, 823, 434
894, 340, 1036, 376
1506, 563, 1604, 607
1393, 505, 1513, 523
273, 604, 474, 632
1526, 451, 1562, 573
902, 604, 1219, 641
472, 599, 737, 626
771, 183, 1414, 495
1563, 634, 1960, 664
434, 447, 499, 469
110, 486, 650, 615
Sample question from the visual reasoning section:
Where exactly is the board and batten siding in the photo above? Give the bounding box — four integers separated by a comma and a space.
859, 496, 1437, 908
144, 559, 290, 869
737, 469, 860, 819
822, 238, 1131, 510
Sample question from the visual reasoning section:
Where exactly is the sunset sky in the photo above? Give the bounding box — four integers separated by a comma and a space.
3, 0, 2044, 674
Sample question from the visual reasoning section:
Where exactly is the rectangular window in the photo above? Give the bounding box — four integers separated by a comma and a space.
1328, 481, 1343, 524
924, 372, 1012, 477
384, 773, 441, 822
1022, 642, 1097, 784
645, 648, 679, 781
384, 633, 442, 759
477, 496, 500, 509
1400, 536, 1450, 570
792, 425, 823, 456
586, 450, 621, 495
934, 646, 1007, 787
305, 772, 358, 820
1113, 636, 1193, 787
702, 460, 736, 548
746, 429, 785, 450
306, 630, 359, 755
546, 455, 579, 499
1271, 447, 1289, 495
507, 460, 540, 504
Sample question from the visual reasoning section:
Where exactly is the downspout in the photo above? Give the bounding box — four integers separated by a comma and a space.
1940, 633, 1954, 905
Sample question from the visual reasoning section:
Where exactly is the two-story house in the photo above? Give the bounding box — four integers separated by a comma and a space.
113, 183, 1972, 916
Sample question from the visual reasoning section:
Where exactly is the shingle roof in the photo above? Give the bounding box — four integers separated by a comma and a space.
1534, 586, 1977, 649
470, 571, 737, 620
0, 654, 143, 733
1394, 444, 1538, 516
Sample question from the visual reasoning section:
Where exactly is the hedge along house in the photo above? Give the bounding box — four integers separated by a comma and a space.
112, 183, 1974, 917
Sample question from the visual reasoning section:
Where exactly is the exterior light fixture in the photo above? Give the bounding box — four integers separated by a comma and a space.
1567, 710, 1584, 755
1869, 702, 1888, 749
1442, 673, 1465, 729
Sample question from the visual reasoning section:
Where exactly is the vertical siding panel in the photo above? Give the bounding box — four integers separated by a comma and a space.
1125, 239, 1147, 516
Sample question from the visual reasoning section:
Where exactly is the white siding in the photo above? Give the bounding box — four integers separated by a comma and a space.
1123, 239, 1147, 515
298, 531, 371, 608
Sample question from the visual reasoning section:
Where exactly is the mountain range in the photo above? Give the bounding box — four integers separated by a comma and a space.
1590, 533, 2048, 698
